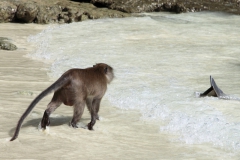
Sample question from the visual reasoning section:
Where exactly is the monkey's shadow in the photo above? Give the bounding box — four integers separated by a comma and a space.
9, 116, 91, 137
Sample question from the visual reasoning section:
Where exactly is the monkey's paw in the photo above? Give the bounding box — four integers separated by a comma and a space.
38, 122, 50, 133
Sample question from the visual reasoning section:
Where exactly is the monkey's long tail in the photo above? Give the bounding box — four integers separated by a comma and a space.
10, 76, 69, 141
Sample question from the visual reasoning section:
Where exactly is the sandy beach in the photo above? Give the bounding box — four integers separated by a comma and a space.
0, 23, 238, 159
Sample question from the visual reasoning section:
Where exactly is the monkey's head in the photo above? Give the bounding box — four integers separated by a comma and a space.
94, 63, 114, 83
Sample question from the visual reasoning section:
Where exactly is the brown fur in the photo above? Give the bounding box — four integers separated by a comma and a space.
10, 63, 114, 141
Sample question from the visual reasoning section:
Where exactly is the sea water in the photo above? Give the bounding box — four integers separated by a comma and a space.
27, 12, 240, 153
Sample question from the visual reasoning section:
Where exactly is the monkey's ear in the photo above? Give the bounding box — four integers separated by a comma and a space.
104, 67, 108, 74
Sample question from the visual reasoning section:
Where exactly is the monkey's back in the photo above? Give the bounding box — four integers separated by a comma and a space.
53, 67, 108, 106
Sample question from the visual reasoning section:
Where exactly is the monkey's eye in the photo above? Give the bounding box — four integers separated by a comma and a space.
104, 67, 108, 73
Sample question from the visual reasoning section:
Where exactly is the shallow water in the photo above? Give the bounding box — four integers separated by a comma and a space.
1, 12, 240, 159
28, 11, 240, 151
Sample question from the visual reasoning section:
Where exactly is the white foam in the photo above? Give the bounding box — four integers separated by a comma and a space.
38, 122, 50, 134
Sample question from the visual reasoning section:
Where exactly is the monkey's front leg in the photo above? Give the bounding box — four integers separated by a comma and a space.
70, 102, 85, 128
88, 99, 101, 130
87, 98, 100, 121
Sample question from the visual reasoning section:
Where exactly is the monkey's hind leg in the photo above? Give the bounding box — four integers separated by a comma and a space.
40, 100, 62, 130
88, 99, 101, 130
70, 102, 85, 128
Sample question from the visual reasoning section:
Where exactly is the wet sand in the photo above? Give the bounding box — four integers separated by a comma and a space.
0, 23, 237, 159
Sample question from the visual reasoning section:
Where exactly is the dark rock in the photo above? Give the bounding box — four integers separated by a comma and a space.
90, 0, 240, 14
154, 3, 186, 13
56, 1, 130, 23
16, 2, 38, 23
0, 0, 130, 24
89, 0, 189, 13
0, 37, 17, 51
35, 5, 61, 24
0, 1, 17, 22
1, 0, 240, 24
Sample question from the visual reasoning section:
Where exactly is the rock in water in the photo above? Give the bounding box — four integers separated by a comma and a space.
0, 37, 17, 51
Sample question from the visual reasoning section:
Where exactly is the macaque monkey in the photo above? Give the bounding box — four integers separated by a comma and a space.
10, 63, 114, 141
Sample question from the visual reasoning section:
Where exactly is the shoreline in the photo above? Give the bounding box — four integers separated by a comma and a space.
0, 22, 239, 159
0, 25, 165, 157
1, 0, 240, 24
